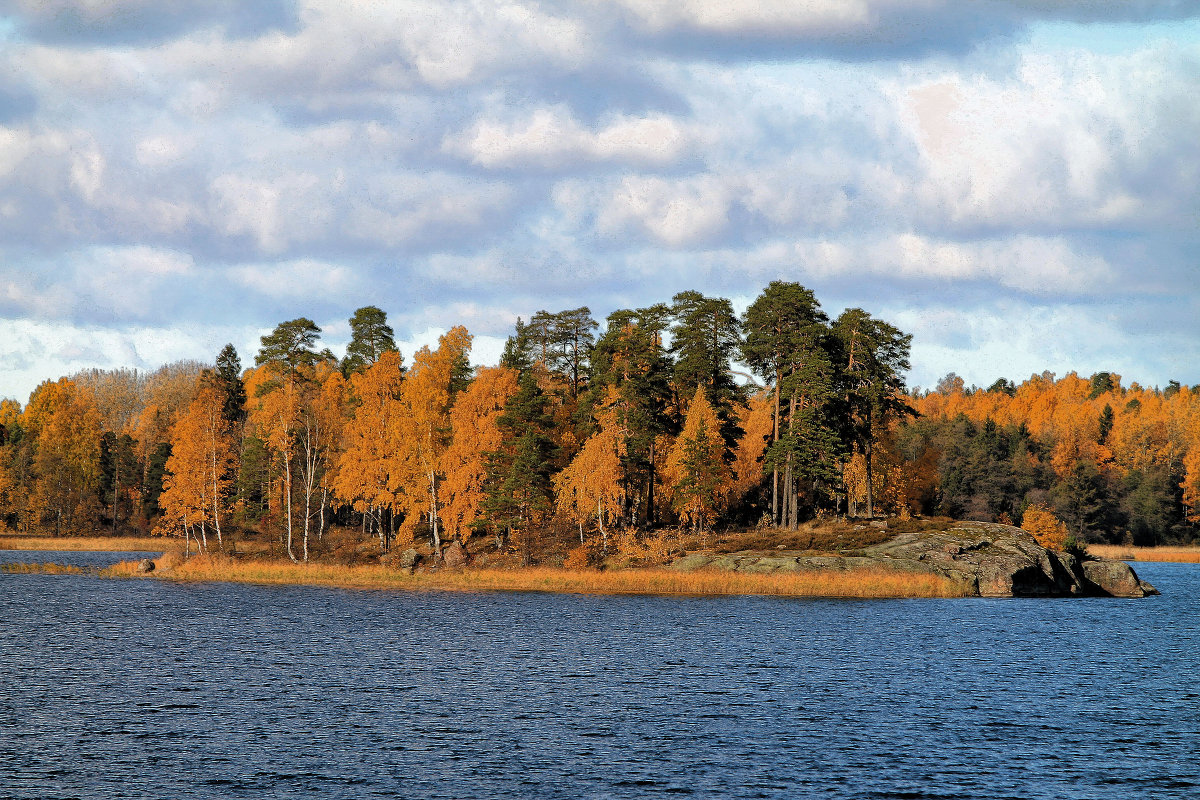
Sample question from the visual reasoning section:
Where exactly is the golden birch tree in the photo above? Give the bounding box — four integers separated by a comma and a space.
395, 326, 472, 552
333, 350, 406, 549
441, 365, 519, 543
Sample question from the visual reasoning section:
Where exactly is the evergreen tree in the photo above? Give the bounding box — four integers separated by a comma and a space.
586, 306, 675, 526
342, 306, 398, 376
483, 371, 558, 562
215, 344, 247, 425
99, 432, 139, 534
833, 308, 913, 517
1052, 460, 1122, 543
669, 290, 745, 452
742, 282, 842, 526
255, 318, 324, 382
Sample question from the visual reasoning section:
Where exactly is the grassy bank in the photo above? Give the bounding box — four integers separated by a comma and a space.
1088, 544, 1200, 564
101, 553, 967, 598
0, 534, 167, 552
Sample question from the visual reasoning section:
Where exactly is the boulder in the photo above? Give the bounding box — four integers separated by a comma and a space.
669, 521, 1157, 598
1080, 558, 1158, 598
442, 540, 467, 568
135, 558, 155, 573
397, 548, 421, 571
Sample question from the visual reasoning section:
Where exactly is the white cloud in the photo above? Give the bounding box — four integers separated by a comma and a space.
892, 299, 1200, 392
605, 0, 892, 36
894, 43, 1200, 230
447, 106, 689, 169
0, 317, 261, 404
593, 175, 733, 246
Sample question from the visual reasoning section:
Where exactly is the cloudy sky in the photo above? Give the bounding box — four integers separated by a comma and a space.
0, 1, 1197, 402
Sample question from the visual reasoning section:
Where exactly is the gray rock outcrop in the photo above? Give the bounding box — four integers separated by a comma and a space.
670, 522, 1157, 598
136, 558, 155, 573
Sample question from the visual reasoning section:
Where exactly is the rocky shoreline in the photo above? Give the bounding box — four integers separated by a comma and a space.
671, 521, 1158, 598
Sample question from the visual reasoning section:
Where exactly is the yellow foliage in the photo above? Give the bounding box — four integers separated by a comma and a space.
554, 387, 627, 534
730, 390, 772, 504
441, 365, 519, 540
664, 387, 732, 530
333, 351, 406, 517
1021, 503, 1070, 551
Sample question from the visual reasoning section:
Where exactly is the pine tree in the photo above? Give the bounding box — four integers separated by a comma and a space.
586, 306, 674, 526
215, 344, 247, 425
484, 370, 558, 561
670, 290, 745, 452
742, 282, 842, 526
342, 306, 398, 376
833, 308, 913, 518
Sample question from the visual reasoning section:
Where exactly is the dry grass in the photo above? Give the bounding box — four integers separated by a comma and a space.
146, 553, 965, 598
1088, 544, 1200, 564
1, 562, 88, 575
0, 534, 167, 552
100, 560, 148, 577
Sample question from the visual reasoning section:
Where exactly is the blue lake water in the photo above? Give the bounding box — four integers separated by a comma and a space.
1, 551, 1197, 799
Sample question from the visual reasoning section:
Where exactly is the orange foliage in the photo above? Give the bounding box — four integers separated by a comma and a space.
393, 326, 472, 546
730, 390, 772, 504
441, 365, 520, 541
332, 351, 406, 521
664, 387, 732, 530
1021, 503, 1070, 551
554, 388, 627, 539
160, 382, 237, 550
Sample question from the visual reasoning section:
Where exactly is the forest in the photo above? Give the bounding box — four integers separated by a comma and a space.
0, 281, 1195, 566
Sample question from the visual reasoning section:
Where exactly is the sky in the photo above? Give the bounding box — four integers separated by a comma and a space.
0, 1, 1198, 403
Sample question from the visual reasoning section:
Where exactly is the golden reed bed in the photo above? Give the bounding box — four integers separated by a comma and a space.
102, 554, 966, 599
1087, 544, 1200, 564
0, 535, 166, 552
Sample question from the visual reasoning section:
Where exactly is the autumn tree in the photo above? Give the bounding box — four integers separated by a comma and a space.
664, 386, 733, 531
1021, 503, 1071, 551
441, 365, 520, 544
729, 390, 774, 515
554, 388, 627, 546
296, 363, 347, 554
395, 326, 472, 554
160, 381, 237, 551
24, 379, 104, 536
332, 350, 406, 550
251, 318, 327, 561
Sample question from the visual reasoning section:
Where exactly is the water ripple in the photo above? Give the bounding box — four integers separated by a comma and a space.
0, 556, 1197, 798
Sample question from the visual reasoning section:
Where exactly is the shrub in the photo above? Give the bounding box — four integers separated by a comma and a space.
1021, 503, 1070, 551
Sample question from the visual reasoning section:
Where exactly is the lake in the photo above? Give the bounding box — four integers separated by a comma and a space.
1, 551, 1197, 799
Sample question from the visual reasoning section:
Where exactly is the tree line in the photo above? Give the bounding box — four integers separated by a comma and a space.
0, 284, 915, 561
891, 372, 1200, 546
4, 283, 1193, 559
